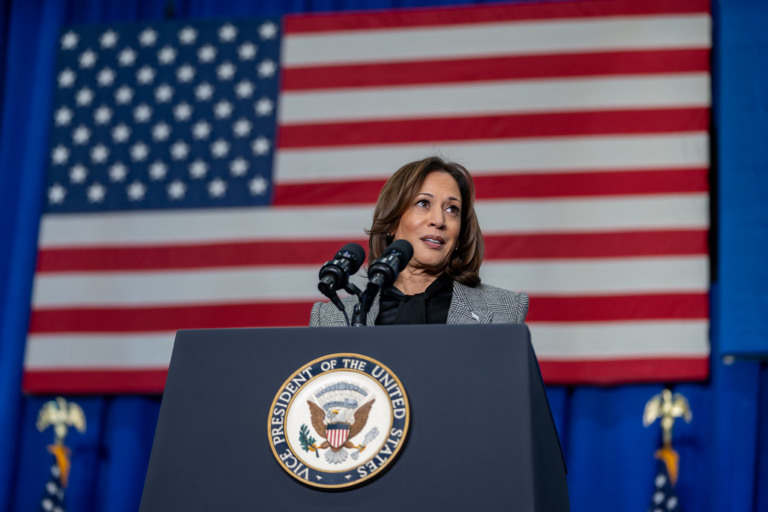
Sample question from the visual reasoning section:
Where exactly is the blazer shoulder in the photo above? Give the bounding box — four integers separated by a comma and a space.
309, 295, 358, 327
455, 282, 529, 323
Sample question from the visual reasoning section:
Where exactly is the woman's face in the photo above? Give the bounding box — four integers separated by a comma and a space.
393, 171, 462, 272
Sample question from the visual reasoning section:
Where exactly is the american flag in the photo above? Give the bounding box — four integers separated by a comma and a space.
648, 458, 681, 512
23, 0, 711, 393
39, 457, 67, 512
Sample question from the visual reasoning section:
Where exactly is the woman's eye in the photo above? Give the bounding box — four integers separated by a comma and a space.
416, 199, 430, 208
446, 205, 460, 215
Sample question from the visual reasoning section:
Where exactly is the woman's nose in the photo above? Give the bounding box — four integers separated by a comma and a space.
428, 208, 446, 228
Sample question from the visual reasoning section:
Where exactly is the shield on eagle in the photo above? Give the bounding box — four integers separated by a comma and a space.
325, 423, 350, 449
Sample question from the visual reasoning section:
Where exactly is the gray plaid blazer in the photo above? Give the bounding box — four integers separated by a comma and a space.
309, 281, 528, 327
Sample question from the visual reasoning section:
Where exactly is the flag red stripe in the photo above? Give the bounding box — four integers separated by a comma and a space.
29, 302, 313, 333
284, 0, 709, 33
277, 109, 710, 148
22, 369, 168, 394
21, 356, 710, 393
35, 229, 706, 273
539, 357, 709, 385
484, 230, 708, 260
273, 168, 709, 206
28, 293, 707, 333
282, 50, 710, 90
527, 293, 708, 322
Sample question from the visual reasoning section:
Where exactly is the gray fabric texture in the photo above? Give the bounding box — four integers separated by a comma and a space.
309, 281, 528, 327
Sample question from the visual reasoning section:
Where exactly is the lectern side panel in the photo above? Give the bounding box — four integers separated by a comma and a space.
140, 324, 559, 511
527, 342, 570, 511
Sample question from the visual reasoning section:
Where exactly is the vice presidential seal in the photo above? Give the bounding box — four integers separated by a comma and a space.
268, 353, 410, 489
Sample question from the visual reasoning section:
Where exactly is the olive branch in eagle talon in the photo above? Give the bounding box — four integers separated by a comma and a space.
307, 399, 375, 452
298, 424, 319, 458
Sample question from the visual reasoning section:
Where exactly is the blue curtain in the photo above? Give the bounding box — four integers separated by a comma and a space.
1, 0, 766, 511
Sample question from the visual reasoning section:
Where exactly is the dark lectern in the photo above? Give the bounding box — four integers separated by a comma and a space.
140, 324, 568, 511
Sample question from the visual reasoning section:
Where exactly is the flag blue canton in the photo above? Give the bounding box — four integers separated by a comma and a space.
648, 458, 681, 512
47, 19, 280, 213
39, 458, 66, 512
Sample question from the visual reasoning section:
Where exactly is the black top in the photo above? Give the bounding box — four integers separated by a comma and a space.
375, 273, 454, 325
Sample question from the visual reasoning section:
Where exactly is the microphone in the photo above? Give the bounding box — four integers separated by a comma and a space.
318, 243, 366, 298
365, 239, 414, 298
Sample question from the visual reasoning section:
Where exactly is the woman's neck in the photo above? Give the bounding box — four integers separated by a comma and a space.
393, 267, 439, 295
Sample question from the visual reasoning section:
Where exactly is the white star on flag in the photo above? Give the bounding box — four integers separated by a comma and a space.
79, 49, 97, 68
210, 139, 230, 158
118, 47, 137, 66
97, 67, 115, 86
51, 145, 69, 165
257, 59, 276, 78
60, 31, 78, 50
133, 104, 152, 123
76, 87, 94, 106
87, 182, 106, 203
115, 85, 134, 104
158, 46, 177, 65
54, 107, 73, 126
167, 179, 187, 199
100, 30, 118, 49
58, 69, 76, 88
48, 183, 66, 203
208, 177, 227, 197
94, 105, 113, 125
255, 97, 274, 116
249, 175, 268, 195
198, 45, 216, 63
259, 21, 277, 40
127, 180, 146, 201
72, 126, 91, 145
194, 82, 214, 101
151, 122, 171, 141
111, 124, 130, 143
238, 42, 257, 60
177, 64, 195, 82
219, 24, 238, 42
179, 26, 197, 45
251, 136, 270, 155
189, 159, 208, 179
136, 65, 156, 84
130, 142, 149, 161
108, 162, 127, 182
149, 161, 168, 180
170, 141, 190, 160
139, 28, 158, 47
69, 164, 88, 183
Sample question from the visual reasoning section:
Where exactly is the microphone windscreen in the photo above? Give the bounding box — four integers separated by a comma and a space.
385, 239, 414, 269
337, 242, 366, 274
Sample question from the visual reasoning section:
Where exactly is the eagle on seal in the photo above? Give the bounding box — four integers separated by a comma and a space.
307, 399, 375, 453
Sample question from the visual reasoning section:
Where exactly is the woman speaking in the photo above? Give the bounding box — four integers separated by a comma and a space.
310, 156, 528, 326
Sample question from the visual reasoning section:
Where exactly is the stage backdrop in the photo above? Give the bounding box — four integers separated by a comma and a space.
23, 0, 711, 394
4, 1, 767, 512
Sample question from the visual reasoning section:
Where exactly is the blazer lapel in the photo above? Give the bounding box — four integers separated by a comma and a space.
447, 282, 492, 324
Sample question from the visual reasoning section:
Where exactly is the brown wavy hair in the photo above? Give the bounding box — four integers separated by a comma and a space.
366, 156, 484, 287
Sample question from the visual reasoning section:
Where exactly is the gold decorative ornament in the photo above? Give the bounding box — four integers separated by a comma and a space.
37, 397, 87, 487
643, 388, 692, 485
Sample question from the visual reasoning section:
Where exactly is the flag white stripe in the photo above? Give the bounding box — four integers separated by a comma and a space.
24, 320, 708, 369
530, 321, 709, 359
274, 134, 709, 183
279, 74, 710, 123
24, 333, 175, 369
31, 257, 708, 307
37, 194, 707, 248
283, 15, 711, 66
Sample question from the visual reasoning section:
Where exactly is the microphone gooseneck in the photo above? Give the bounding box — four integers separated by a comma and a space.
356, 239, 414, 322
317, 243, 366, 325
318, 242, 366, 297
